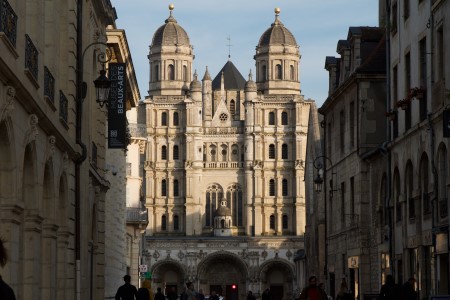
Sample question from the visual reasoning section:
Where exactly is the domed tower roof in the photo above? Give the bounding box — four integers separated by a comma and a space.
257, 8, 297, 47
215, 199, 232, 216
151, 4, 190, 47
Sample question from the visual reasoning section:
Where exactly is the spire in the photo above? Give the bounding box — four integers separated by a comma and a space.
226, 36, 232, 60
272, 7, 283, 26
165, 4, 177, 23
202, 66, 211, 81
220, 71, 225, 99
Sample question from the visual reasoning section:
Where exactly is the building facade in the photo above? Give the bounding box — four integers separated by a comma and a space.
308, 0, 450, 299
0, 1, 141, 299
104, 27, 142, 296
375, 0, 450, 297
142, 6, 313, 300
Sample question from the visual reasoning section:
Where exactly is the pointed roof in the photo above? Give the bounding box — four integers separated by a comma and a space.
212, 61, 246, 91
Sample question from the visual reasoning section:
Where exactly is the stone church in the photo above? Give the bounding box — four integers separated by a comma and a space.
141, 5, 314, 300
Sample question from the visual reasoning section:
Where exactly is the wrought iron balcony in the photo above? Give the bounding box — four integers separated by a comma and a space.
44, 67, 55, 106
25, 34, 38, 80
0, 0, 17, 47
59, 91, 68, 125
126, 207, 148, 224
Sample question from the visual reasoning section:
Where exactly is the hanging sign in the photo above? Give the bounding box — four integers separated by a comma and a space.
108, 63, 127, 148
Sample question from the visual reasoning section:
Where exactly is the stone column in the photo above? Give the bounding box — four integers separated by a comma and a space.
41, 223, 59, 300
22, 213, 44, 300
56, 228, 70, 300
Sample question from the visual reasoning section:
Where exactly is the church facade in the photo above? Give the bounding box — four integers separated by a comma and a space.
141, 6, 313, 300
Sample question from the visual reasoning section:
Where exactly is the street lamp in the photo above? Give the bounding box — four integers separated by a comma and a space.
93, 69, 111, 107
313, 155, 337, 197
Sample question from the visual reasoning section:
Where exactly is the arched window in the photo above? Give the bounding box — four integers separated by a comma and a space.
174, 215, 179, 230
394, 168, 402, 222
282, 214, 288, 229
275, 64, 282, 80
182, 65, 187, 82
161, 215, 167, 230
269, 144, 275, 159
281, 111, 288, 125
405, 161, 414, 219
420, 154, 430, 214
161, 179, 167, 196
173, 112, 179, 126
173, 145, 179, 160
270, 214, 275, 230
210, 145, 217, 162
282, 144, 288, 159
168, 64, 175, 80
290, 65, 295, 80
227, 184, 243, 226
161, 146, 167, 160
282, 179, 288, 196
161, 112, 167, 126
269, 179, 275, 196
205, 184, 223, 227
174, 179, 179, 197
262, 65, 267, 81
230, 100, 235, 117
438, 145, 448, 218
268, 111, 275, 125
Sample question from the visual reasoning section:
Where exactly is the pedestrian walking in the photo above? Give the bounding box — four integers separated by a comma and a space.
210, 290, 220, 300
379, 275, 400, 300
115, 274, 138, 300
298, 276, 328, 300
186, 282, 197, 300
401, 277, 417, 300
0, 238, 16, 300
336, 278, 353, 300
247, 291, 256, 300
154, 287, 166, 300
197, 288, 205, 300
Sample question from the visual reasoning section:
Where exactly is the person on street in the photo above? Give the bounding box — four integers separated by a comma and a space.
115, 274, 138, 300
298, 276, 328, 300
247, 291, 256, 300
154, 287, 166, 300
210, 290, 220, 300
0, 238, 16, 300
379, 274, 400, 300
186, 282, 197, 300
197, 289, 205, 300
401, 277, 417, 300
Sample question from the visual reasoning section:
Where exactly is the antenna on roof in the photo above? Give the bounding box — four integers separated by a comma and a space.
226, 36, 232, 60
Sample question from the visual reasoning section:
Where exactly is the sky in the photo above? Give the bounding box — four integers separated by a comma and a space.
111, 0, 380, 106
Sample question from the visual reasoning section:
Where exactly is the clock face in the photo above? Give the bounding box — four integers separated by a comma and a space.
219, 113, 228, 122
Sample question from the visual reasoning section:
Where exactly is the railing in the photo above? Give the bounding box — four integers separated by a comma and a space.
44, 66, 55, 105
59, 91, 68, 124
0, 0, 17, 47
128, 123, 147, 137
126, 207, 148, 223
203, 161, 244, 169
25, 34, 38, 80
203, 127, 243, 134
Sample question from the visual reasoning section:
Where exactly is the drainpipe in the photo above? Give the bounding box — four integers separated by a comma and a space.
427, 0, 439, 295
76, 1, 88, 300
384, 0, 394, 279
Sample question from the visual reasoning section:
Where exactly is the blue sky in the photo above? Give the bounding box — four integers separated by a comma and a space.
111, 0, 379, 106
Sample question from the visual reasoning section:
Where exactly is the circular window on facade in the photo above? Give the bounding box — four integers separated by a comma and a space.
232, 149, 238, 155
219, 113, 228, 122
222, 150, 227, 156
211, 150, 216, 155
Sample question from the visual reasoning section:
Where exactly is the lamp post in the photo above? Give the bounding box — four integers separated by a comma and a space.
75, 12, 111, 298
312, 155, 337, 296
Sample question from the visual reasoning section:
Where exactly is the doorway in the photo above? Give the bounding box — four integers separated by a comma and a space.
269, 285, 283, 300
